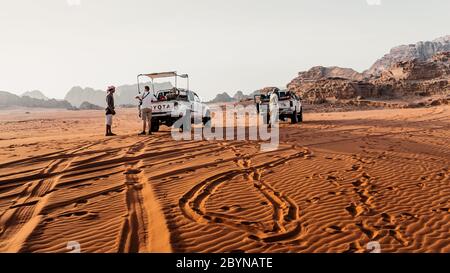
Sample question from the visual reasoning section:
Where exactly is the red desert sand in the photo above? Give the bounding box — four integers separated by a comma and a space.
0, 106, 449, 253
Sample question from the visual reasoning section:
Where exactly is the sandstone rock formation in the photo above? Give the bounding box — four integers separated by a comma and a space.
380, 52, 450, 81
288, 37, 450, 105
295, 66, 364, 82
366, 35, 450, 76
287, 79, 378, 103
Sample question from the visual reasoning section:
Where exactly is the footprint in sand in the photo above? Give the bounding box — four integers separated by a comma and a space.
348, 165, 363, 172
220, 205, 242, 212
236, 159, 251, 169
241, 221, 258, 226
352, 179, 368, 188
328, 190, 346, 196
344, 242, 365, 253
82, 212, 101, 220
388, 229, 409, 246
306, 197, 320, 204
345, 203, 365, 217
75, 199, 88, 205
416, 183, 425, 189
361, 172, 372, 180
58, 210, 89, 218
381, 213, 395, 224
326, 175, 341, 187
325, 225, 345, 234
356, 221, 380, 240
399, 212, 418, 221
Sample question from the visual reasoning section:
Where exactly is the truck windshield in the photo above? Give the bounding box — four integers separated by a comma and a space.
278, 91, 291, 100
155, 89, 189, 102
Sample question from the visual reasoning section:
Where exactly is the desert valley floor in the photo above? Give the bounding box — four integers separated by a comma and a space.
0, 106, 449, 253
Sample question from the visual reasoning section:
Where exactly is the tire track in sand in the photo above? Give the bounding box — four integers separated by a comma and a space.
179, 146, 311, 244
0, 141, 101, 252
118, 136, 172, 253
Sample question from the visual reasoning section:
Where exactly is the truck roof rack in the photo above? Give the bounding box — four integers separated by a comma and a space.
137, 71, 189, 94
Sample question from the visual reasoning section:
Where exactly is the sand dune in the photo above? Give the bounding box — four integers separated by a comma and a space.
0, 106, 449, 253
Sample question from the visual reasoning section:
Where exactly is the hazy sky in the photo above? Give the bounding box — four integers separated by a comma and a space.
0, 0, 449, 100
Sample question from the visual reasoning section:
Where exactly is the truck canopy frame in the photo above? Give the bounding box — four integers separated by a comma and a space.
137, 71, 189, 94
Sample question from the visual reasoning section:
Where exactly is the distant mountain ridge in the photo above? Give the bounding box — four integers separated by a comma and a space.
64, 87, 105, 108
78, 101, 103, 110
208, 89, 285, 103
22, 90, 49, 101
64, 82, 173, 107
0, 91, 72, 109
208, 92, 235, 103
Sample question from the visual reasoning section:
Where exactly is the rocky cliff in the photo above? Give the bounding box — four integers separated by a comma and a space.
366, 35, 450, 76
288, 54, 449, 103
295, 66, 364, 82
288, 36, 450, 104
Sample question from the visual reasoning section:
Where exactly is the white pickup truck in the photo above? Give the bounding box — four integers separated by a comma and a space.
137, 72, 211, 132
150, 88, 211, 132
254, 88, 303, 124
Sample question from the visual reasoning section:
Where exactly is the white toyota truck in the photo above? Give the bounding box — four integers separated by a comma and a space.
137, 72, 211, 132
254, 87, 303, 124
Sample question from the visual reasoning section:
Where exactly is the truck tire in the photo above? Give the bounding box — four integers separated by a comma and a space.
291, 110, 298, 124
298, 108, 303, 123
203, 110, 211, 128
151, 119, 160, 132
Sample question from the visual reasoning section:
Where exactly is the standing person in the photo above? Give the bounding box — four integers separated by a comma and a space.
135, 86, 156, 135
105, 86, 116, 136
268, 89, 279, 128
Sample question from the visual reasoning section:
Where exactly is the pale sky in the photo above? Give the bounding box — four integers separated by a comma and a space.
0, 0, 449, 100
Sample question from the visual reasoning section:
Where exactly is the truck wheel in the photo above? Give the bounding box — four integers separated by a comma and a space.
291, 110, 298, 124
203, 110, 211, 128
151, 120, 160, 132
298, 108, 303, 123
